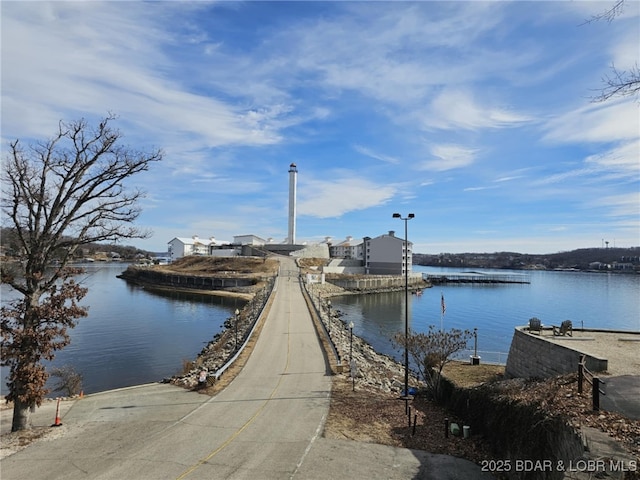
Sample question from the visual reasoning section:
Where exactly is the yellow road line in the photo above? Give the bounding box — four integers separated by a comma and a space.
176, 283, 292, 479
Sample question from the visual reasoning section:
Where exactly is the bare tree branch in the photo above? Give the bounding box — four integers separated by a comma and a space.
592, 63, 640, 102
1, 115, 162, 431
582, 0, 626, 24
583, 0, 640, 102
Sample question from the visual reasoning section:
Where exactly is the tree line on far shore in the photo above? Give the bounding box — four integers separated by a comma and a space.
414, 247, 640, 272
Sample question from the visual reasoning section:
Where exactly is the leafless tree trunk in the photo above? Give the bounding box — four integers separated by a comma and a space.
1, 115, 162, 431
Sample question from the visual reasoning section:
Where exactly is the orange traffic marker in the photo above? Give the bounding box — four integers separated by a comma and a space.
51, 398, 63, 427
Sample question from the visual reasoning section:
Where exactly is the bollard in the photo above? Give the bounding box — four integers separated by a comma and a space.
51, 398, 63, 427
593, 377, 600, 411
444, 418, 449, 438
412, 414, 418, 436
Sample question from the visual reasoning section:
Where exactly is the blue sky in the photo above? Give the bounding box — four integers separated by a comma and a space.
2, 1, 639, 254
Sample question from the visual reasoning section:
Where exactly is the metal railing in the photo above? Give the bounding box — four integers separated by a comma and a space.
578, 354, 606, 411
452, 349, 509, 365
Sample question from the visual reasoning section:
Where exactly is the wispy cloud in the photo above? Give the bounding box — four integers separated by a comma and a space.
420, 144, 479, 172
424, 89, 532, 131
542, 99, 639, 144
2, 1, 638, 253
298, 177, 396, 218
353, 145, 400, 164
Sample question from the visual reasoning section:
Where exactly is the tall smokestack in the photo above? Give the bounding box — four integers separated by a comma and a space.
288, 163, 297, 244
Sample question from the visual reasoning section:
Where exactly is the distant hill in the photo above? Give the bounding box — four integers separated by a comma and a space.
414, 247, 640, 272
0, 227, 154, 261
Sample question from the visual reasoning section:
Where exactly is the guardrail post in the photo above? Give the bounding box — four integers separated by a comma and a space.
592, 377, 600, 411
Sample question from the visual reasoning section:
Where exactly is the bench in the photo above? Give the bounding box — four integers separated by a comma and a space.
553, 320, 573, 336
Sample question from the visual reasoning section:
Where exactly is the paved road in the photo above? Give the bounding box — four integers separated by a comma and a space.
601, 375, 640, 420
1, 258, 492, 479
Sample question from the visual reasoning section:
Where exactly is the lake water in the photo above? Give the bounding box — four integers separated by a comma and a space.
1, 264, 638, 395
328, 266, 640, 365
1, 264, 245, 396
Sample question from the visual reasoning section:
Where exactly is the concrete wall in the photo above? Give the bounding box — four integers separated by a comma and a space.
505, 327, 608, 379
328, 273, 424, 291
323, 258, 365, 274
119, 268, 257, 290
289, 244, 330, 258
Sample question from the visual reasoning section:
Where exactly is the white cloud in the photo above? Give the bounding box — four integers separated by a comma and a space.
425, 89, 532, 131
353, 145, 399, 164
594, 192, 640, 219
543, 99, 639, 144
1, 3, 296, 151
297, 178, 396, 218
611, 30, 640, 70
586, 139, 640, 176
420, 144, 479, 172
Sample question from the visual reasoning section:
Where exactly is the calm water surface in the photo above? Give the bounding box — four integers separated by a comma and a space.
1, 264, 638, 395
1, 264, 245, 395
328, 266, 640, 364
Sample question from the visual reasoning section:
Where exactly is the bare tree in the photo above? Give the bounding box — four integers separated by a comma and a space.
583, 0, 626, 24
585, 0, 640, 102
1, 115, 161, 431
393, 326, 472, 401
49, 365, 84, 397
593, 63, 640, 102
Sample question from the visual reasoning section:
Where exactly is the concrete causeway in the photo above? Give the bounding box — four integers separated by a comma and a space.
1, 257, 492, 480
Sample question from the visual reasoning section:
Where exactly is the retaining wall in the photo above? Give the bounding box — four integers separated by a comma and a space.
505, 327, 608, 379
440, 376, 584, 480
118, 267, 258, 290
328, 274, 425, 291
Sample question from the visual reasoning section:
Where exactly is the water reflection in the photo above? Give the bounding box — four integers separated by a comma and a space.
1, 264, 247, 395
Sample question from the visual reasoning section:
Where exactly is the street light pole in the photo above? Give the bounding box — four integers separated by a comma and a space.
327, 300, 332, 334
393, 212, 414, 410
349, 321, 354, 361
235, 308, 240, 351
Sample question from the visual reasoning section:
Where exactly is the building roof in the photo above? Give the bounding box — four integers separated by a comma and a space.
169, 236, 230, 246
333, 236, 364, 247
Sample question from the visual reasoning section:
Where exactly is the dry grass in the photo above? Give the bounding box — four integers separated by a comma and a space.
325, 376, 497, 465
325, 363, 508, 465
442, 362, 505, 387
154, 256, 279, 276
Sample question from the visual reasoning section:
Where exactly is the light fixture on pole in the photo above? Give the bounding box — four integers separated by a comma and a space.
393, 212, 414, 410
235, 308, 240, 350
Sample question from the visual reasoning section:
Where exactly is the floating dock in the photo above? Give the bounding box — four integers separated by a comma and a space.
423, 271, 530, 284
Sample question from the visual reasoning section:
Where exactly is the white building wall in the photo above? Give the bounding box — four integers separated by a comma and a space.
234, 235, 266, 246
168, 236, 213, 260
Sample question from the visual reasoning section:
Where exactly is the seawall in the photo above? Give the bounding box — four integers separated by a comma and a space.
118, 266, 260, 292
327, 274, 427, 292
505, 327, 607, 379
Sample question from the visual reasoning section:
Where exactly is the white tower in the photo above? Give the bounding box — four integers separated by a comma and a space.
288, 163, 297, 244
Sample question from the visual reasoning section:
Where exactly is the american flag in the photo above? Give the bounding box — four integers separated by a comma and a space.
441, 293, 446, 316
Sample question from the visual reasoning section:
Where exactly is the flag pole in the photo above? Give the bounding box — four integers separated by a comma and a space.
440, 292, 446, 331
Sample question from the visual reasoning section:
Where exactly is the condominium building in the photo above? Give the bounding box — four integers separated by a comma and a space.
364, 231, 412, 275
